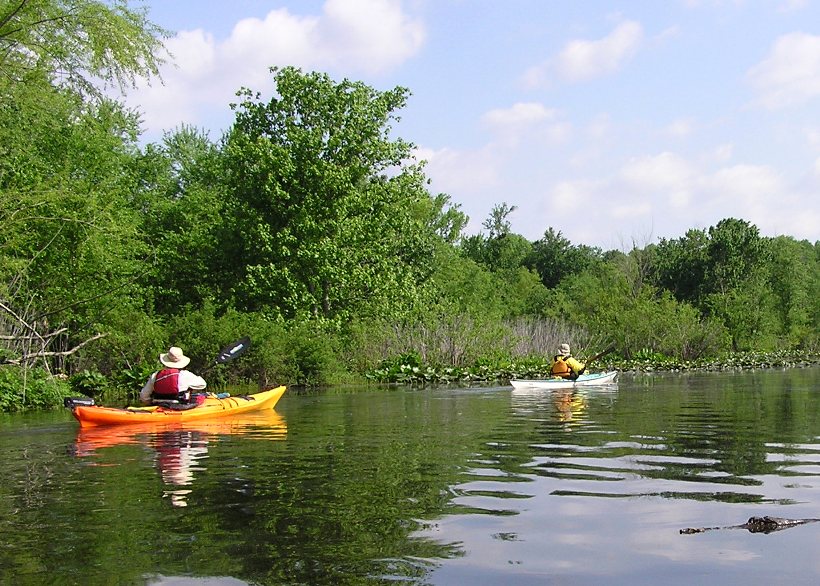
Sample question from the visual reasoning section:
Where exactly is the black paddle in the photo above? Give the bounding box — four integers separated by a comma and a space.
201, 336, 251, 374
573, 344, 616, 379
586, 344, 616, 364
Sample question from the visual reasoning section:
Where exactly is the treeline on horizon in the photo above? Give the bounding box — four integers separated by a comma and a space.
1, 1, 818, 409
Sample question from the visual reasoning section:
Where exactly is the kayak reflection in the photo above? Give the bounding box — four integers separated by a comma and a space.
73, 410, 287, 507
552, 389, 587, 423
511, 385, 618, 426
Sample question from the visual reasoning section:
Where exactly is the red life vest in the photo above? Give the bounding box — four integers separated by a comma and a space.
153, 368, 182, 401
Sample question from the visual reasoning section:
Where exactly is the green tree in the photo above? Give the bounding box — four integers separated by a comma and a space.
482, 202, 516, 238
704, 218, 770, 297
461, 203, 533, 275
763, 236, 817, 348
0, 0, 166, 377
136, 125, 226, 315
220, 66, 451, 322
650, 228, 709, 303
702, 219, 774, 351
0, 0, 167, 98
528, 227, 602, 289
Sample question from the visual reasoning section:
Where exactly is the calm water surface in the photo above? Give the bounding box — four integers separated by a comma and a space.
1, 368, 819, 585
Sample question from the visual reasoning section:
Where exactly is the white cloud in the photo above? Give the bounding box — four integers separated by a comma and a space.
166, 29, 217, 80
777, 0, 809, 12
124, 0, 424, 138
415, 145, 501, 194
482, 102, 557, 127
555, 21, 644, 82
748, 32, 820, 108
551, 179, 602, 208
620, 152, 696, 207
705, 163, 785, 225
586, 113, 613, 140
481, 102, 571, 146
704, 163, 818, 239
521, 20, 643, 88
520, 151, 815, 248
710, 143, 734, 163
665, 118, 695, 138
317, 0, 425, 74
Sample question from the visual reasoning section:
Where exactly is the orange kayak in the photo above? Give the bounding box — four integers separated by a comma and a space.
68, 385, 286, 427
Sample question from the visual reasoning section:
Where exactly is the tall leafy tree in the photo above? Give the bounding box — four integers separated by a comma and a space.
461, 203, 533, 276
220, 67, 451, 322
701, 219, 774, 351
136, 125, 225, 315
650, 228, 709, 303
763, 236, 818, 348
528, 227, 601, 289
652, 218, 780, 351
0, 0, 166, 371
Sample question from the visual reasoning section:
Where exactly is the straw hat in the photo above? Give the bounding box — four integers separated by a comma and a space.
159, 346, 190, 368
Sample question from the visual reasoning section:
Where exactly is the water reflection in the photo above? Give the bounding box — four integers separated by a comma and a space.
154, 429, 209, 506
4, 369, 820, 584
73, 410, 287, 507
511, 384, 617, 426
420, 370, 820, 585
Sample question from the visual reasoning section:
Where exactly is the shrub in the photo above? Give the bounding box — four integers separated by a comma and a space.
0, 366, 72, 412
69, 370, 109, 397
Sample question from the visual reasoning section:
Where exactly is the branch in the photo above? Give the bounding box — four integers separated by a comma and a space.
0, 299, 47, 345
2, 332, 107, 364
0, 327, 67, 341
0, 0, 28, 33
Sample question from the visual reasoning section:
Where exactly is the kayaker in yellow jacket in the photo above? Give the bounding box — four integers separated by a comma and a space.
550, 343, 586, 380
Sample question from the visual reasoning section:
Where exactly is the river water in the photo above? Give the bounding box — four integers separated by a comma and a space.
1, 367, 819, 585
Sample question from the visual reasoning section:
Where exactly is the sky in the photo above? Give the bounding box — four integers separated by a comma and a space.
122, 0, 820, 250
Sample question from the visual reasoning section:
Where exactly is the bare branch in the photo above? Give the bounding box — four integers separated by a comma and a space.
2, 332, 106, 364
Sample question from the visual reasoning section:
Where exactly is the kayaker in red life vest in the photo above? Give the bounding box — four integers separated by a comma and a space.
140, 346, 207, 405
550, 343, 586, 380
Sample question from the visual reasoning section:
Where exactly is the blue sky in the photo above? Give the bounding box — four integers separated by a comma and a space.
124, 0, 820, 249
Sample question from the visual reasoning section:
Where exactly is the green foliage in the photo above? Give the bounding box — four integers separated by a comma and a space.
219, 66, 449, 323
527, 227, 603, 289
545, 263, 729, 361
0, 366, 71, 412
652, 228, 709, 303
68, 369, 108, 397
282, 322, 343, 386
159, 303, 342, 388
0, 6, 156, 377
136, 126, 227, 314
111, 363, 155, 403
766, 236, 819, 348
0, 0, 168, 98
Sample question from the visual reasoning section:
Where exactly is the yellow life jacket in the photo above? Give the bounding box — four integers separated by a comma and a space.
550, 355, 572, 378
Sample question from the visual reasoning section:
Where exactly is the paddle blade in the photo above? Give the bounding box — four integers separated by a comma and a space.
216, 336, 251, 364
64, 396, 95, 408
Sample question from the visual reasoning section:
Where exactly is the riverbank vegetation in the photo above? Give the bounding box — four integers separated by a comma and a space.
1, 1, 818, 410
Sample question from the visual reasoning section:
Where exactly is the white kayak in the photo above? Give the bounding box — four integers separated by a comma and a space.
510, 371, 618, 390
